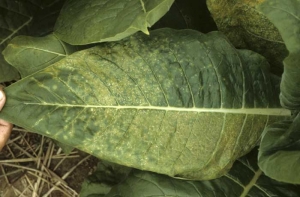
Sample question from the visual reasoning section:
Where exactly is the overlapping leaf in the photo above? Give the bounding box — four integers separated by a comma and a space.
258, 0, 300, 109
82, 150, 300, 197
3, 34, 77, 78
0, 0, 32, 82
207, 0, 288, 75
258, 114, 300, 184
151, 0, 217, 33
54, 0, 174, 45
0, 28, 289, 180
80, 161, 132, 197
257, 0, 300, 184
28, 0, 66, 36
0, 0, 66, 82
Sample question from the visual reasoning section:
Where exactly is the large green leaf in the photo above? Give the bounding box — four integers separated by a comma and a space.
258, 113, 300, 184
54, 0, 174, 45
2, 34, 77, 78
0, 29, 290, 180
258, 0, 300, 110
85, 149, 300, 197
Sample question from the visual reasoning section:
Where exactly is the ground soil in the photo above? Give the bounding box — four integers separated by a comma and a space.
0, 129, 99, 197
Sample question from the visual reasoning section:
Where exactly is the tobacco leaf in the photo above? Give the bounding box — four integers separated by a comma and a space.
0, 28, 289, 180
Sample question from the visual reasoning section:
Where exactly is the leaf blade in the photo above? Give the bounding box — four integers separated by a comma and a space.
0, 0, 66, 82
0, 29, 288, 180
258, 0, 300, 110
258, 113, 300, 184
2, 34, 77, 78
0, 0, 33, 82
103, 150, 300, 196
54, 0, 174, 45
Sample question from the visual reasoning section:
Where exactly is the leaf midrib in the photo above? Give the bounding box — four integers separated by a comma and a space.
23, 103, 290, 115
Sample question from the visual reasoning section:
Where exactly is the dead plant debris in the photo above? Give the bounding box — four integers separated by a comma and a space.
0, 127, 99, 197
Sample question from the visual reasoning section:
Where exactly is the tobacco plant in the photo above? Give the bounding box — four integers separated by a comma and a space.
0, 0, 299, 196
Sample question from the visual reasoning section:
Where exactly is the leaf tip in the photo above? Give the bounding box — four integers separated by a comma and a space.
141, 28, 150, 35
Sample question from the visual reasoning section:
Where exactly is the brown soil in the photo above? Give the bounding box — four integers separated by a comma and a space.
0, 128, 99, 197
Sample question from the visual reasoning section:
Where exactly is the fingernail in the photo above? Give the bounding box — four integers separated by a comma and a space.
0, 90, 3, 101
0, 90, 4, 111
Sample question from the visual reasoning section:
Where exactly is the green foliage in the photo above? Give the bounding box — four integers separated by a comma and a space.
258, 0, 300, 109
82, 149, 300, 197
0, 28, 289, 180
80, 161, 131, 197
258, 115, 300, 184
1, 0, 300, 195
206, 0, 288, 76
54, 0, 175, 45
256, 0, 300, 184
0, 65, 19, 84
3, 34, 77, 78
0, 0, 65, 83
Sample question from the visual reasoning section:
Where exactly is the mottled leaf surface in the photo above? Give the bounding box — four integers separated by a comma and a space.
0, 29, 289, 180
207, 0, 288, 75
258, 0, 300, 109
54, 0, 174, 45
104, 150, 300, 197
3, 34, 77, 78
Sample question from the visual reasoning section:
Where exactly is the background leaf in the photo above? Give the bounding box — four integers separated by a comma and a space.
0, 29, 290, 180
28, 0, 66, 37
258, 0, 300, 54
258, 0, 300, 110
0, 64, 19, 83
54, 0, 174, 45
104, 149, 300, 197
207, 0, 288, 76
0, 0, 65, 82
80, 161, 131, 197
258, 113, 300, 184
0, 0, 32, 82
3, 34, 77, 78
151, 0, 217, 33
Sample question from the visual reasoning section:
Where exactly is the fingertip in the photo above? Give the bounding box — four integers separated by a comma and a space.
0, 119, 12, 151
0, 89, 6, 111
